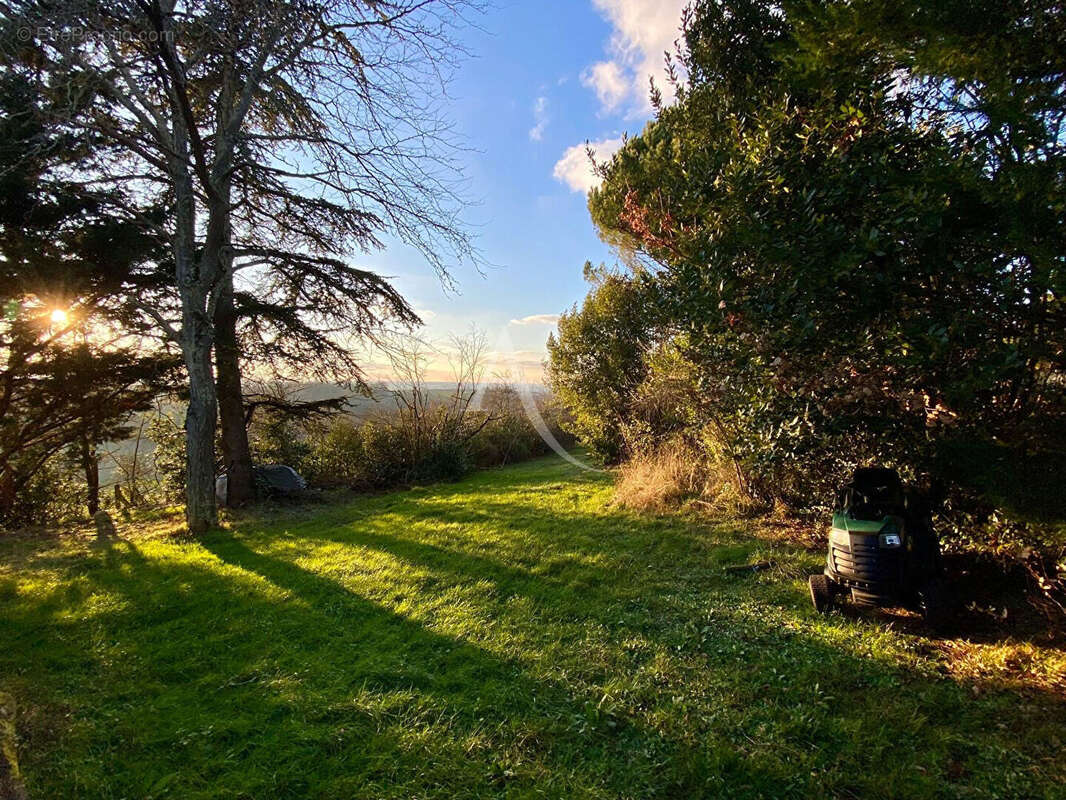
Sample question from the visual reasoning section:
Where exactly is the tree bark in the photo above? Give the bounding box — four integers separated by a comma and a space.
173, 137, 218, 534
167, 75, 224, 535
79, 433, 100, 516
214, 278, 255, 506
182, 315, 218, 534
208, 54, 256, 508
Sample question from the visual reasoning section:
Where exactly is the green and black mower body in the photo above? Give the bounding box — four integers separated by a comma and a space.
809, 467, 947, 624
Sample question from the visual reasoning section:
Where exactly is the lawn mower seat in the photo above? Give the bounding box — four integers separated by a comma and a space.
840, 467, 906, 520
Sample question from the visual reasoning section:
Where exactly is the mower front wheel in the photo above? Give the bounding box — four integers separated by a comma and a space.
809, 574, 834, 614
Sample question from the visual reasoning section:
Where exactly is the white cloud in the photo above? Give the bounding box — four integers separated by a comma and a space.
510, 314, 561, 326
581, 61, 628, 113
552, 136, 624, 193
586, 0, 688, 116
413, 307, 437, 321
528, 95, 549, 141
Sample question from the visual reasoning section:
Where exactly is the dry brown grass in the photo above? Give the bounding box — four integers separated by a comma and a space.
613, 439, 722, 512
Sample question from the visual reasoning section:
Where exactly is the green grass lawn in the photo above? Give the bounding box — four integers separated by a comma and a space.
2, 456, 1064, 799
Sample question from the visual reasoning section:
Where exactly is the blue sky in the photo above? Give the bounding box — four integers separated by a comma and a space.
357, 0, 687, 381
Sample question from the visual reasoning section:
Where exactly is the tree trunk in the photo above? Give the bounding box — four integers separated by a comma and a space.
79, 433, 100, 516
214, 279, 255, 506
208, 59, 255, 508
176, 182, 219, 534
170, 102, 219, 534
183, 319, 218, 534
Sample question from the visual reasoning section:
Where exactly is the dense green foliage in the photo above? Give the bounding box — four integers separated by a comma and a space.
1, 458, 84, 529
547, 264, 659, 462
0, 70, 179, 526
2, 456, 1063, 798
303, 412, 472, 489
553, 1, 1065, 531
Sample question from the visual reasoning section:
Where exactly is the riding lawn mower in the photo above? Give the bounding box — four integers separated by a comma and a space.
809, 467, 949, 626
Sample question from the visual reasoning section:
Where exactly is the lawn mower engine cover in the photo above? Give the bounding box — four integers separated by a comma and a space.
827, 513, 906, 606
826, 467, 910, 606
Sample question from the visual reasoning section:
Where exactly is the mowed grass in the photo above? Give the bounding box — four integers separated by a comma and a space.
1, 456, 1064, 799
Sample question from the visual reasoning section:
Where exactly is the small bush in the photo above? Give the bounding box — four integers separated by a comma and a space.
468, 387, 549, 468
248, 409, 311, 472
302, 418, 366, 488
305, 410, 471, 491
2, 457, 83, 529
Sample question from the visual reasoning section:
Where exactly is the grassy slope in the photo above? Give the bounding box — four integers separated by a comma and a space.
1, 456, 1064, 799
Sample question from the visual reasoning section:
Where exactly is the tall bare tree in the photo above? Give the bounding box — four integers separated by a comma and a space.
5, 0, 480, 531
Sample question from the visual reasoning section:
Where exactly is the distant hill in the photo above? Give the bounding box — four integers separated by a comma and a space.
292, 380, 549, 419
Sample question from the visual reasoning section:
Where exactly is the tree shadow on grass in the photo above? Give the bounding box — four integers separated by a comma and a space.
7, 531, 805, 798
197, 530, 823, 799
201, 530, 1066, 798
221, 495, 1066, 797
281, 487, 1066, 666
3, 464, 1065, 798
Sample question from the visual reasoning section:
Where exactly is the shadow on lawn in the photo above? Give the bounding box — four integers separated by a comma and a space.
288, 488, 1066, 666
210, 483, 1064, 789
4, 531, 784, 797
3, 459, 1064, 798
200, 530, 1064, 798
197, 530, 806, 797
8, 536, 615, 797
